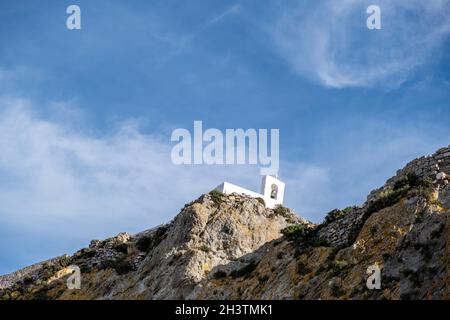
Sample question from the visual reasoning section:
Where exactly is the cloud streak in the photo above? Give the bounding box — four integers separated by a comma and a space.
270, 0, 450, 88
171, 3, 241, 55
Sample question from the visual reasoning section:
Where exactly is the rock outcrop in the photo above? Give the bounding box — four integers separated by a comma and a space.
1, 146, 449, 300
0, 193, 303, 300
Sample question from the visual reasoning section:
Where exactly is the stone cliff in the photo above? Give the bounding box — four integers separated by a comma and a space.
1, 145, 449, 300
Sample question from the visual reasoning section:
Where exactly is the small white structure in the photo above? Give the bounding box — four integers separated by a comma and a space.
214, 175, 285, 209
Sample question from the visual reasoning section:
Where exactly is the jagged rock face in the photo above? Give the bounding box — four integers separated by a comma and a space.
192, 193, 449, 300
0, 193, 301, 300
317, 207, 364, 248
1, 145, 449, 300
124, 194, 301, 299
382, 198, 449, 299
368, 145, 450, 204
0, 256, 68, 291
321, 145, 450, 250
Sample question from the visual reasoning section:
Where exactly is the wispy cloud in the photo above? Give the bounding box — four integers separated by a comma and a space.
1, 97, 447, 228
175, 3, 241, 52
270, 0, 450, 88
0, 99, 234, 233
206, 3, 240, 26
0, 97, 332, 275
0, 97, 325, 236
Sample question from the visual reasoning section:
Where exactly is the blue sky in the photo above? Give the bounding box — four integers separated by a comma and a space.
0, 0, 450, 274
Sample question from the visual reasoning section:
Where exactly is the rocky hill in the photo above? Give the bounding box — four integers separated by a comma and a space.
1, 146, 449, 300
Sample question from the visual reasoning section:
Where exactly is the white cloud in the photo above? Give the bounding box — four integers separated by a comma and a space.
0, 98, 330, 239
270, 0, 450, 88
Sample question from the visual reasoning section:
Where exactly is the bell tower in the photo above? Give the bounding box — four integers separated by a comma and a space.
261, 175, 285, 208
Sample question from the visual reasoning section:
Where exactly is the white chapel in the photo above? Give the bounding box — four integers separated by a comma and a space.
214, 175, 285, 209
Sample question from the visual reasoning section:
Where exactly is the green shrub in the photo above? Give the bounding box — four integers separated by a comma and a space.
366, 188, 404, 215
136, 236, 153, 252
230, 261, 258, 279
281, 224, 312, 241
367, 174, 432, 216
273, 205, 297, 223
324, 209, 349, 224
330, 282, 345, 298
329, 260, 349, 276
199, 245, 211, 253
342, 206, 353, 214
324, 207, 352, 224
326, 248, 339, 262
370, 225, 378, 236
209, 190, 224, 205
281, 224, 326, 247
33, 288, 51, 300
393, 173, 428, 191
99, 257, 133, 275
258, 275, 269, 284
314, 248, 339, 276
349, 283, 369, 297
99, 259, 117, 270
274, 205, 290, 216
346, 174, 433, 247
114, 259, 134, 275
1, 294, 11, 300
78, 249, 96, 259
393, 175, 413, 191
135, 226, 168, 252
296, 261, 310, 276
212, 270, 227, 279
58, 255, 72, 268
314, 264, 327, 276
114, 243, 128, 254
